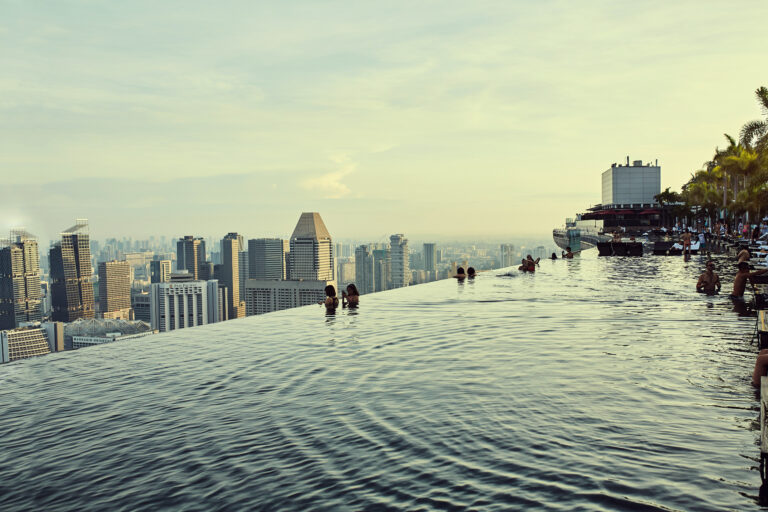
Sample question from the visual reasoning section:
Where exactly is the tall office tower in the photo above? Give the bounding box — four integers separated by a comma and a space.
0, 229, 42, 329
373, 248, 390, 292
289, 212, 334, 281
199, 261, 214, 281
98, 260, 132, 319
248, 238, 287, 280
50, 220, 95, 322
238, 250, 248, 302
500, 244, 515, 267
132, 292, 151, 323
337, 258, 355, 287
150, 259, 171, 283
423, 243, 437, 272
355, 245, 375, 295
176, 236, 206, 279
389, 234, 409, 288
149, 279, 220, 332
221, 233, 245, 319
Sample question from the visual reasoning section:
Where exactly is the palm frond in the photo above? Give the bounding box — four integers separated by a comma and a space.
740, 120, 768, 148
757, 86, 768, 115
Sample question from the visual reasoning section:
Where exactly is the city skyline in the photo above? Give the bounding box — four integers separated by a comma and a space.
3, 1, 768, 240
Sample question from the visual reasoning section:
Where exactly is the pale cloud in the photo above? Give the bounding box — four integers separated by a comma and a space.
301, 153, 356, 199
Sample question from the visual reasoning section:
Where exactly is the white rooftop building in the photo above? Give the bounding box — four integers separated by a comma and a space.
601, 158, 661, 207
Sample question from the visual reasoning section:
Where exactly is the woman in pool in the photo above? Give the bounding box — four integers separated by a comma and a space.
342, 284, 360, 308
322, 284, 339, 311
454, 267, 466, 279
467, 267, 477, 278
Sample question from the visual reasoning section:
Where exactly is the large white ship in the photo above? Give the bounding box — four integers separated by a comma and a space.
552, 217, 609, 251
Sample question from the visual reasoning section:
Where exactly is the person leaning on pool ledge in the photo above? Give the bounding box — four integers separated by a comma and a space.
730, 261, 768, 300
467, 267, 477, 278
696, 261, 721, 295
453, 267, 466, 279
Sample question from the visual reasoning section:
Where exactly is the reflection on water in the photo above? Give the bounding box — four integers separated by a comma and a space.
0, 252, 763, 510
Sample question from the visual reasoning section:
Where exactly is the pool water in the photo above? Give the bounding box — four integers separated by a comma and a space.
0, 252, 762, 511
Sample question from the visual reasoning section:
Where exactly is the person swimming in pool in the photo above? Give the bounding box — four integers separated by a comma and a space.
321, 284, 339, 312
454, 267, 467, 279
696, 261, 721, 295
342, 283, 359, 308
467, 267, 477, 278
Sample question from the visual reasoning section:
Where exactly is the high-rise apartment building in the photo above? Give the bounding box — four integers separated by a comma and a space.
500, 244, 515, 267
373, 248, 390, 292
176, 236, 206, 280
50, 220, 95, 322
423, 243, 437, 272
149, 279, 220, 332
355, 245, 375, 295
389, 234, 409, 288
98, 260, 132, 319
150, 259, 171, 283
0, 229, 42, 330
221, 233, 245, 319
248, 238, 288, 280
289, 213, 334, 281
244, 279, 332, 316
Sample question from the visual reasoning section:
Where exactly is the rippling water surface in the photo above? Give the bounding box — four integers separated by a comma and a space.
1, 252, 764, 511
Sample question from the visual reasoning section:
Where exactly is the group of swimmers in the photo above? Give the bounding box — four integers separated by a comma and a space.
696, 248, 768, 299
518, 247, 577, 272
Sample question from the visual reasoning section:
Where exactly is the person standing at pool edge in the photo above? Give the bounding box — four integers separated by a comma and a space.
730, 262, 768, 299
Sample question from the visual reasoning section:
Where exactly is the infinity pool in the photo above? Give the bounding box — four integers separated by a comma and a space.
0, 252, 761, 510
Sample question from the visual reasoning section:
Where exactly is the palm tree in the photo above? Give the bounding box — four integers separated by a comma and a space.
740, 86, 768, 151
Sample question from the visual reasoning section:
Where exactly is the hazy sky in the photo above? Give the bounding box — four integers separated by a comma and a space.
2, 0, 768, 242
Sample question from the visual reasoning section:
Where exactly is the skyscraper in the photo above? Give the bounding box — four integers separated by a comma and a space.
500, 244, 515, 267
0, 229, 42, 330
150, 259, 171, 283
244, 212, 335, 316
289, 212, 334, 281
50, 220, 95, 322
389, 234, 409, 288
423, 243, 437, 272
149, 279, 220, 332
98, 260, 132, 319
248, 238, 287, 280
355, 245, 375, 295
176, 236, 206, 280
221, 233, 245, 319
